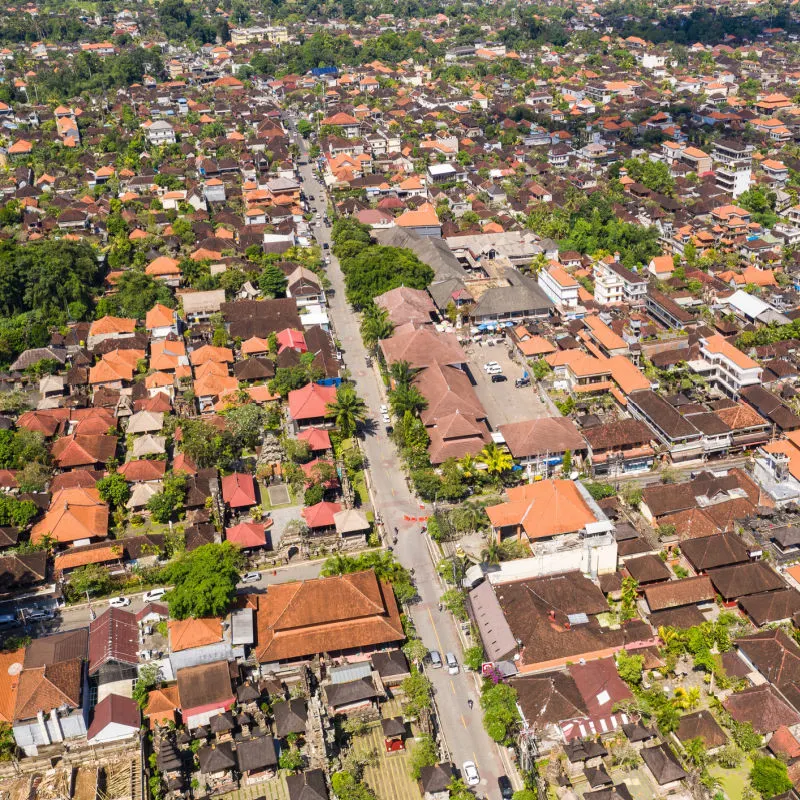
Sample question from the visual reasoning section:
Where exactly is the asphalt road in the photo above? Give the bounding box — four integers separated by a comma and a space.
23, 559, 326, 638
294, 135, 512, 797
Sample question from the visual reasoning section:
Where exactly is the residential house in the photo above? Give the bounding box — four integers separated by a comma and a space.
12, 629, 90, 756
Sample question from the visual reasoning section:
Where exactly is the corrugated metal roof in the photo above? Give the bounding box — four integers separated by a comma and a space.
231, 608, 254, 646
329, 661, 372, 684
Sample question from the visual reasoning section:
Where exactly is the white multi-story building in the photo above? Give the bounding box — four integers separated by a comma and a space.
693, 334, 762, 397
713, 139, 753, 198
593, 259, 648, 307
146, 120, 176, 146
538, 264, 579, 308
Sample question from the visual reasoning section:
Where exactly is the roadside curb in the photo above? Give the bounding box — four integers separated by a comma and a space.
62, 556, 336, 613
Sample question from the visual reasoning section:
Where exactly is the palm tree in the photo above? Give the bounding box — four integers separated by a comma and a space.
481, 538, 503, 565
326, 384, 367, 439
479, 442, 513, 477
389, 384, 428, 417
458, 453, 479, 480
450, 501, 487, 534
360, 304, 393, 351
320, 554, 354, 577
388, 359, 415, 390
529, 253, 549, 276
656, 703, 681, 735
683, 737, 707, 770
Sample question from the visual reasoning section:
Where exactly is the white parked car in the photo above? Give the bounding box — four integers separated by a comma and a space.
108, 596, 131, 608
445, 652, 459, 675
241, 571, 261, 584
144, 588, 167, 603
380, 404, 388, 413
462, 761, 480, 787
483, 361, 500, 371
487, 366, 503, 375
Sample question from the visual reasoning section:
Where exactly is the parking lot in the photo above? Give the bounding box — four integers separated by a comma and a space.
464, 338, 555, 429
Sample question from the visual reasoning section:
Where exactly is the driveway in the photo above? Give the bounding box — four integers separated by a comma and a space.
465, 337, 553, 428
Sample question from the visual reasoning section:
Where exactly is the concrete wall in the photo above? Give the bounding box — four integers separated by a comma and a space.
486, 537, 618, 584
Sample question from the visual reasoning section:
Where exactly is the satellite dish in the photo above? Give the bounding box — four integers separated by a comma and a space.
7, 662, 22, 676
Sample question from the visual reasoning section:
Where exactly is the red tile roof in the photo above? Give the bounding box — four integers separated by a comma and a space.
288, 382, 336, 421
87, 693, 140, 740
221, 473, 257, 508
88, 608, 138, 675
225, 522, 267, 548
301, 500, 342, 529
297, 427, 332, 451
51, 434, 118, 468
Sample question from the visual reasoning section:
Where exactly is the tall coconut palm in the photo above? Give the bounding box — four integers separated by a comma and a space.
656, 702, 681, 735
479, 441, 513, 477
360, 304, 393, 351
388, 359, 415, 390
389, 384, 428, 418
326, 384, 367, 439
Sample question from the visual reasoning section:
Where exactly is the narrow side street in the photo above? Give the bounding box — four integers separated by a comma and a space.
294, 144, 510, 795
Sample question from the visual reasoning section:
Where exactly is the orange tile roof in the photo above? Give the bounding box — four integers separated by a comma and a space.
194, 373, 238, 399
190, 344, 234, 365
547, 264, 578, 288
702, 334, 759, 371
584, 315, 627, 351
31, 487, 109, 544
145, 256, 181, 276
395, 202, 440, 229
0, 647, 24, 723
168, 617, 223, 652
253, 570, 403, 662
608, 356, 650, 394
89, 348, 144, 385
515, 333, 556, 358
15, 659, 83, 720
144, 684, 180, 728
89, 315, 136, 336
54, 543, 121, 574
485, 479, 597, 540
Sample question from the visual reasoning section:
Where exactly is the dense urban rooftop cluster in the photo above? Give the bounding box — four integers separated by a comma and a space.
3, 1, 800, 800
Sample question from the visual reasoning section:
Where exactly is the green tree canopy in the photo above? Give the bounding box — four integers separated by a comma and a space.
617, 157, 676, 196
147, 471, 188, 524
331, 222, 434, 310
0, 428, 48, 470
176, 419, 239, 469
321, 550, 415, 604
749, 756, 792, 798
0, 239, 102, 321
259, 263, 289, 298
96, 270, 174, 321
97, 472, 131, 509
224, 404, 266, 451
408, 734, 438, 779
163, 542, 243, 620
0, 495, 38, 528
480, 681, 520, 743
